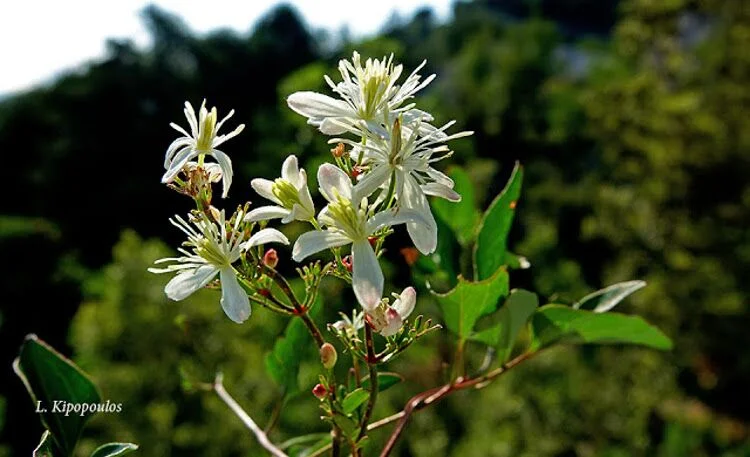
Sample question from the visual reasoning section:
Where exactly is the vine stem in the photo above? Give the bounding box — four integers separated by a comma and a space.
378, 351, 538, 457
213, 373, 288, 457
358, 324, 379, 441
307, 351, 540, 457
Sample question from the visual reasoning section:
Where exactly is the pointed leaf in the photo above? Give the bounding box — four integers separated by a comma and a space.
469, 326, 502, 346
432, 167, 478, 245
341, 388, 369, 415
14, 334, 101, 456
289, 435, 332, 457
433, 267, 509, 339
361, 372, 403, 393
279, 433, 331, 451
474, 163, 523, 280
531, 305, 673, 351
90, 443, 138, 457
496, 289, 539, 361
264, 304, 320, 395
573, 280, 646, 313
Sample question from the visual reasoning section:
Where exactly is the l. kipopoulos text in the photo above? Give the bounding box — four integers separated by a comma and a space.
36, 400, 123, 417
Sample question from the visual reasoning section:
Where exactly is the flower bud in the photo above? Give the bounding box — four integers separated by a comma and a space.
312, 383, 327, 400
319, 343, 338, 369
341, 255, 353, 272
263, 248, 279, 268
351, 166, 363, 179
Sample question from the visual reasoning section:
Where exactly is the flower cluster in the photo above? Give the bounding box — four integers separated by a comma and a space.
150, 52, 471, 338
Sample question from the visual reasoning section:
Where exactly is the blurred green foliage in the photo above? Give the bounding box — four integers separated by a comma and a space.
1, 0, 749, 455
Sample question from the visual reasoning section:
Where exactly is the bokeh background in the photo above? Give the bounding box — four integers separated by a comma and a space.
1, 0, 749, 455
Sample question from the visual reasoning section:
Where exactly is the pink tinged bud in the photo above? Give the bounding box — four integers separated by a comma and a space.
380, 307, 404, 337
263, 248, 279, 268
342, 255, 353, 272
312, 383, 327, 400
320, 343, 338, 369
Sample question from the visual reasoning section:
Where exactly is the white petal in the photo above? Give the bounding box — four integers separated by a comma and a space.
165, 137, 193, 167
292, 230, 351, 262
379, 308, 403, 337
243, 228, 289, 249
289, 203, 315, 222
297, 172, 316, 218
352, 164, 391, 203
281, 155, 302, 187
351, 240, 384, 311
244, 206, 291, 222
426, 167, 454, 187
287, 91, 352, 119
393, 287, 417, 319
319, 117, 350, 135
421, 182, 461, 202
365, 208, 431, 234
402, 176, 437, 255
251, 178, 282, 205
210, 150, 233, 198
318, 163, 352, 202
164, 265, 218, 301
162, 147, 197, 183
219, 267, 251, 323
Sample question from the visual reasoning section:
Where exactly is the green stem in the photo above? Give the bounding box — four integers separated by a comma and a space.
450, 338, 466, 382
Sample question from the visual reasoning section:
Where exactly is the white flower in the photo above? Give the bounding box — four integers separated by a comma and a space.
340, 117, 472, 254
148, 210, 289, 323
163, 100, 245, 198
292, 164, 427, 310
332, 311, 364, 337
287, 52, 435, 135
245, 155, 315, 223
332, 287, 417, 337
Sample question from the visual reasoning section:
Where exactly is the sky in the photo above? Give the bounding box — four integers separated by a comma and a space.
0, 0, 453, 95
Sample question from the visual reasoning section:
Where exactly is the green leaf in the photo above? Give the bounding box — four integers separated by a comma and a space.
14, 334, 101, 457
264, 311, 317, 396
361, 372, 403, 393
530, 305, 673, 351
290, 435, 332, 457
470, 326, 502, 346
432, 167, 478, 245
90, 443, 138, 457
279, 433, 331, 451
34, 431, 55, 457
573, 280, 646, 313
433, 267, 509, 340
473, 162, 524, 280
341, 388, 369, 415
496, 289, 539, 361
432, 212, 460, 283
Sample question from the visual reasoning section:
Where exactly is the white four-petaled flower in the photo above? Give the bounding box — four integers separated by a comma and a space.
292, 164, 427, 310
287, 52, 435, 135
245, 155, 316, 223
148, 210, 289, 323
332, 287, 417, 337
163, 100, 245, 198
337, 118, 472, 254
